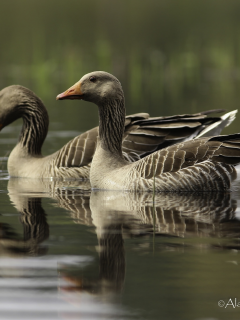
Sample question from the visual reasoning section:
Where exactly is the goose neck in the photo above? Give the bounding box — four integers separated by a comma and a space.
98, 98, 125, 157
19, 100, 49, 156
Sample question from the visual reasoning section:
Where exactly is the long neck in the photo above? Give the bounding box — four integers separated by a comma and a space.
98, 98, 125, 157
18, 98, 49, 155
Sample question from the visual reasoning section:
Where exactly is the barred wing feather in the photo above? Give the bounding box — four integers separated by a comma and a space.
129, 134, 240, 192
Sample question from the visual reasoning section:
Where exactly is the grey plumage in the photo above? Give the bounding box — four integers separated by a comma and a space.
57, 71, 240, 191
0, 84, 235, 179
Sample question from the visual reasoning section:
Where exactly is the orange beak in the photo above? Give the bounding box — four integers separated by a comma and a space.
56, 81, 83, 100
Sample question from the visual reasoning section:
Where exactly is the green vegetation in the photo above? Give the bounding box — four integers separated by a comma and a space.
0, 0, 240, 133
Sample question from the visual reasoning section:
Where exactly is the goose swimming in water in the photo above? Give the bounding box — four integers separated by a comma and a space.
0, 85, 235, 179
57, 71, 240, 192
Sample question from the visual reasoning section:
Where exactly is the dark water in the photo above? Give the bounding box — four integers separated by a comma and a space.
0, 128, 240, 320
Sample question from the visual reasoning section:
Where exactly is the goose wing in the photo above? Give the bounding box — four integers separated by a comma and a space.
53, 110, 236, 169
132, 133, 240, 179
122, 109, 237, 161
54, 127, 98, 168
53, 113, 149, 169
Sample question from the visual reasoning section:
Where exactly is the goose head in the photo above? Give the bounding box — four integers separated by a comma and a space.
56, 71, 124, 105
0, 85, 26, 129
0, 85, 45, 130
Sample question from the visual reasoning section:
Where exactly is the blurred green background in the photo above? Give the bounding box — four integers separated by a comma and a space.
0, 0, 240, 134
1, 3, 240, 319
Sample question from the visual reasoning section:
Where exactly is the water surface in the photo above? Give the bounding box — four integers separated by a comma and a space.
0, 129, 240, 320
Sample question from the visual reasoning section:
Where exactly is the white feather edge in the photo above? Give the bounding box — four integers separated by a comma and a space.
195, 110, 238, 138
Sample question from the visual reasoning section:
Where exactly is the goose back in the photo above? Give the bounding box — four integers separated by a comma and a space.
50, 110, 238, 179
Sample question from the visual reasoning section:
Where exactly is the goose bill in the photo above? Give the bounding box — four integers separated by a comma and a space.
56, 81, 83, 100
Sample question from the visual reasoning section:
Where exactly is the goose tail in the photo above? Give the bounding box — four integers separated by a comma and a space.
196, 110, 238, 138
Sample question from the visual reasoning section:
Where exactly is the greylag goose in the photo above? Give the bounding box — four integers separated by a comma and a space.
57, 71, 240, 192
0, 85, 235, 179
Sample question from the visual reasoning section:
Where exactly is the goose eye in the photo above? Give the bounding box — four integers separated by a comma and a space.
89, 76, 97, 83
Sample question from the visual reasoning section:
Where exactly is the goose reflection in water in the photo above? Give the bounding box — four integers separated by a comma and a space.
55, 189, 240, 296
2, 178, 240, 319
5, 178, 91, 257
5, 178, 240, 295
1, 193, 49, 257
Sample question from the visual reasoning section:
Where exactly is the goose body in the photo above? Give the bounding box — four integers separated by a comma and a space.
57, 71, 240, 192
0, 85, 236, 179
